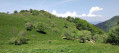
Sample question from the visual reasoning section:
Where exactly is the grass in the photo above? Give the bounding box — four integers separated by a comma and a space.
1, 42, 119, 53
0, 13, 119, 53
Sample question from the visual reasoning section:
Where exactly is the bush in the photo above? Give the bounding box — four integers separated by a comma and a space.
32, 10, 39, 15
9, 30, 28, 45
103, 34, 108, 43
25, 22, 33, 30
62, 30, 74, 40
77, 30, 92, 43
92, 34, 99, 42
14, 10, 18, 14
66, 16, 74, 22
29, 9, 33, 13
64, 21, 68, 28
35, 22, 47, 34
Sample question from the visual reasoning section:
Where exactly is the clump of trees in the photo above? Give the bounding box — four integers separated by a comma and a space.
106, 22, 119, 44
12, 9, 57, 18
24, 17, 48, 34
65, 17, 104, 35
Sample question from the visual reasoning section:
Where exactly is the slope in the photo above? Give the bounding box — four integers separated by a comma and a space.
0, 10, 118, 53
96, 16, 119, 32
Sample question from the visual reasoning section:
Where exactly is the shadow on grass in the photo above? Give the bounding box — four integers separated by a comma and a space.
37, 31, 46, 34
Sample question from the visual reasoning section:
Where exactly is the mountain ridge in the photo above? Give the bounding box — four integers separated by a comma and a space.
96, 16, 119, 32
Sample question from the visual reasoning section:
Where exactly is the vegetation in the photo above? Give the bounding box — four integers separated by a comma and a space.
25, 22, 33, 30
14, 10, 18, 14
96, 16, 119, 32
0, 9, 118, 53
77, 30, 92, 43
106, 22, 119, 44
73, 18, 104, 35
32, 10, 39, 15
9, 30, 28, 45
35, 22, 47, 34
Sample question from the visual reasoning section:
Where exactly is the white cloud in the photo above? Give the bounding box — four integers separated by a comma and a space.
79, 7, 103, 17
52, 10, 77, 17
52, 7, 103, 18
89, 7, 103, 14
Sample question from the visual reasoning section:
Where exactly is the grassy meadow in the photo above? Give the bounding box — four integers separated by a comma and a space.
0, 11, 119, 53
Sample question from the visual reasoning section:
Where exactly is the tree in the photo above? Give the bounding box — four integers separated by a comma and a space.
35, 22, 47, 34
64, 21, 68, 28
66, 16, 74, 22
29, 9, 33, 13
74, 18, 104, 35
20, 10, 29, 13
32, 10, 39, 15
77, 30, 92, 43
107, 22, 119, 44
62, 30, 74, 40
14, 10, 18, 14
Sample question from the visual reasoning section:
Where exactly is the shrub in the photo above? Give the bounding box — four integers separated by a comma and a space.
25, 22, 33, 30
29, 9, 33, 13
14, 10, 18, 14
92, 34, 99, 42
103, 34, 108, 43
35, 22, 47, 34
64, 21, 68, 28
32, 10, 39, 15
66, 16, 74, 22
20, 10, 29, 13
49, 15, 52, 18
9, 30, 28, 45
77, 30, 92, 43
62, 30, 74, 40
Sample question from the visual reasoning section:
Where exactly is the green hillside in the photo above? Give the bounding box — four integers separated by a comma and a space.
0, 10, 119, 53
96, 16, 119, 32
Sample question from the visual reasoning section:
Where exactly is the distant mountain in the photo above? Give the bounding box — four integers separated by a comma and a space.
96, 16, 119, 32
89, 21, 102, 25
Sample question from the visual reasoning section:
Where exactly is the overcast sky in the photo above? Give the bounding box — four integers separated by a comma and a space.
0, 0, 119, 24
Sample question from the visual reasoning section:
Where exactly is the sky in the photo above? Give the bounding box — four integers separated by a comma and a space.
0, 0, 119, 24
